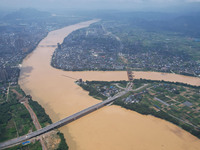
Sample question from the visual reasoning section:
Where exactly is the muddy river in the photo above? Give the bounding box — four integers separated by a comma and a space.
19, 20, 200, 150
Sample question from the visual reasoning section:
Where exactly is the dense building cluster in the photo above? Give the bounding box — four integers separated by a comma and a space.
0, 24, 47, 84
51, 22, 200, 77
0, 8, 85, 104
51, 24, 125, 71
126, 51, 200, 75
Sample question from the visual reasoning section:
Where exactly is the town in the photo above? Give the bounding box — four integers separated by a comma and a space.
51, 21, 200, 77
0, 8, 87, 105
51, 24, 124, 71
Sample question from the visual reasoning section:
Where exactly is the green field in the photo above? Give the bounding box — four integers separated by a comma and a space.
0, 86, 35, 142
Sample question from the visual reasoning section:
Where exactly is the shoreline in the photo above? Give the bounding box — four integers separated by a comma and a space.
77, 79, 200, 139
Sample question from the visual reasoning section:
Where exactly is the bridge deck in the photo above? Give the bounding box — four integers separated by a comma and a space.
0, 90, 129, 149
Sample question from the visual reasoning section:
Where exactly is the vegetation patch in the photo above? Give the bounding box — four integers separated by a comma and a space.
28, 98, 52, 128
56, 132, 69, 150
0, 86, 35, 142
5, 140, 42, 150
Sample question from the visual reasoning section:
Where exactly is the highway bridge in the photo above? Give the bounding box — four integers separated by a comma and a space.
0, 88, 130, 149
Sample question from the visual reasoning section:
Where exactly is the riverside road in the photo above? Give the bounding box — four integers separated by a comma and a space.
0, 85, 131, 149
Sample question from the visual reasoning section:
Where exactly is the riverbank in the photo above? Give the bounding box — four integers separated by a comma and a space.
78, 79, 200, 139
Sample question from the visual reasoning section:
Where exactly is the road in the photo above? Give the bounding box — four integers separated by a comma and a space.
114, 83, 126, 90
0, 84, 131, 149
22, 101, 47, 150
23, 101, 42, 130
132, 84, 148, 92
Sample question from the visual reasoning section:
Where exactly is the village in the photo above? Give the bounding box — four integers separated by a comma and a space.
77, 78, 200, 134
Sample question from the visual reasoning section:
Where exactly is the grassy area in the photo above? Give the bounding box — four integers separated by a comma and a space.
0, 94, 6, 103
5, 140, 42, 150
0, 86, 35, 142
28, 99, 52, 128
57, 132, 68, 150
0, 83, 8, 103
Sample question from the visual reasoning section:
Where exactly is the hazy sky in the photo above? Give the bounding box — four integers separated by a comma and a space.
0, 0, 200, 11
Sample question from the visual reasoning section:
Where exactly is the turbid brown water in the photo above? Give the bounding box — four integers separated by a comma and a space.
19, 20, 200, 150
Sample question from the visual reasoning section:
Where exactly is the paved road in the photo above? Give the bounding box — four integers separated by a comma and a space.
114, 83, 126, 90
0, 86, 130, 149
132, 84, 148, 92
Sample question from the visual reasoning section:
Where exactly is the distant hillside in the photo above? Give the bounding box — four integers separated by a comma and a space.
4, 8, 50, 20
169, 14, 200, 37
132, 12, 200, 37
103, 11, 200, 38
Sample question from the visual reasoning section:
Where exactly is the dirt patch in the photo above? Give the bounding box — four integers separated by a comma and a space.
43, 130, 61, 150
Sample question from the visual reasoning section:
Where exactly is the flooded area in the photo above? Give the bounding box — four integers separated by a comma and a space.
19, 20, 200, 150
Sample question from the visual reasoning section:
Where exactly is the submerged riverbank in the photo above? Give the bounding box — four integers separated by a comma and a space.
19, 20, 200, 150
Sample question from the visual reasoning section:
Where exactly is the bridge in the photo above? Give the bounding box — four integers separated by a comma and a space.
127, 68, 134, 81
0, 86, 131, 149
